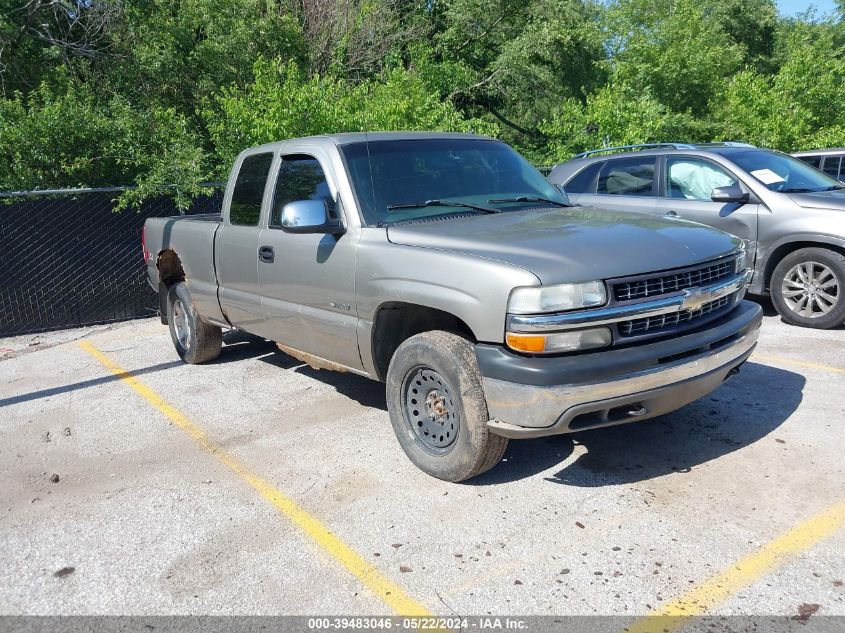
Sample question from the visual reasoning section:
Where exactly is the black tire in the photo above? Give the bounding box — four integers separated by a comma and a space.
385, 330, 508, 482
770, 247, 845, 329
166, 282, 222, 364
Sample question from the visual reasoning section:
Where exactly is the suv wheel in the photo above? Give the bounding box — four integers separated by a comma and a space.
167, 282, 223, 363
385, 330, 508, 482
771, 247, 845, 329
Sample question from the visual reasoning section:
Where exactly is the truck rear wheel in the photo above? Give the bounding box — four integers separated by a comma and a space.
771, 247, 845, 329
166, 282, 222, 364
385, 330, 508, 482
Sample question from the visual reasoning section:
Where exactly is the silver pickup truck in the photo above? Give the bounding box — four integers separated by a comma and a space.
143, 132, 762, 482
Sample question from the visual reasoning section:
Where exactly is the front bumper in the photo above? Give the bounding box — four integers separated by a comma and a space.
476, 300, 763, 438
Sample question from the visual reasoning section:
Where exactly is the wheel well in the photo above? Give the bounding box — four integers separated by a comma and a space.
157, 249, 185, 286
156, 250, 185, 324
371, 302, 475, 381
764, 241, 845, 291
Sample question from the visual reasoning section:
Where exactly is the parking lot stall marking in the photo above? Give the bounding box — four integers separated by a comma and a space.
77, 340, 431, 616
754, 353, 845, 375
625, 499, 845, 633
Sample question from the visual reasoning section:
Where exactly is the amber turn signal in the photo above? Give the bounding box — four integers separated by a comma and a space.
505, 333, 546, 352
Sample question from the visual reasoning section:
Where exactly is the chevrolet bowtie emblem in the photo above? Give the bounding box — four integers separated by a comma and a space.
681, 285, 730, 311
680, 288, 712, 311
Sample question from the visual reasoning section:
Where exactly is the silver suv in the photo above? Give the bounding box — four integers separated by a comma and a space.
793, 148, 845, 180
549, 143, 845, 329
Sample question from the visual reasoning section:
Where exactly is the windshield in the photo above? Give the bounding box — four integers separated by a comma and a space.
727, 149, 844, 193
341, 138, 568, 225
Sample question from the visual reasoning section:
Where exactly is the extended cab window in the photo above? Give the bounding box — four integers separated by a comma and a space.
597, 157, 656, 196
230, 153, 274, 226
271, 155, 334, 226
666, 158, 736, 201
565, 162, 603, 194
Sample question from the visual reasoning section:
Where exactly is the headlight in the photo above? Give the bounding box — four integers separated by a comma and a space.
506, 328, 612, 354
735, 247, 747, 273
508, 281, 607, 314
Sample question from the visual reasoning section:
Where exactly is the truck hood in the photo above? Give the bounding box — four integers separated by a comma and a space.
386, 207, 741, 285
787, 190, 845, 211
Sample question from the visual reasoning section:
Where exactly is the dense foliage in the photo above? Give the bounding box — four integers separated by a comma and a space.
2, 0, 844, 205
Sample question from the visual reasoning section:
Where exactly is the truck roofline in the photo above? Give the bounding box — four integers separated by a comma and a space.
241, 131, 500, 154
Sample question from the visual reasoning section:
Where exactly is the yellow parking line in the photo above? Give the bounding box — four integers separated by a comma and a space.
625, 500, 845, 633
77, 340, 430, 616
754, 353, 845, 375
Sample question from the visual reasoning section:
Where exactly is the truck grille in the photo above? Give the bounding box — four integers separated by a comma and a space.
614, 258, 735, 302
619, 295, 732, 337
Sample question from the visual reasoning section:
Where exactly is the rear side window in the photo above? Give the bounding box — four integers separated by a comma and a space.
822, 155, 841, 179
230, 152, 274, 226
271, 155, 334, 226
797, 155, 821, 169
597, 157, 656, 196
565, 162, 603, 194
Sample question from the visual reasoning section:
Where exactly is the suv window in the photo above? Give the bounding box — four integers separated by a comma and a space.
597, 157, 656, 196
729, 149, 843, 192
565, 162, 603, 194
797, 155, 821, 169
822, 155, 841, 179
271, 155, 334, 226
230, 152, 274, 226
666, 158, 736, 201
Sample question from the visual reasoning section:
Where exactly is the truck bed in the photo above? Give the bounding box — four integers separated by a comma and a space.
143, 213, 226, 325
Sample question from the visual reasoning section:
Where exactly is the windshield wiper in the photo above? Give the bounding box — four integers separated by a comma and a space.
487, 195, 571, 208
820, 185, 845, 191
780, 187, 815, 193
386, 199, 500, 214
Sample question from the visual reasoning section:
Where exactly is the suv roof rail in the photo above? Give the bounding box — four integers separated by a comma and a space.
572, 141, 757, 159
695, 141, 756, 148
573, 143, 696, 159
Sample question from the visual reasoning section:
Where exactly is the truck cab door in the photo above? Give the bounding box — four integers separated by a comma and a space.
215, 151, 275, 330
656, 156, 759, 263
256, 152, 363, 371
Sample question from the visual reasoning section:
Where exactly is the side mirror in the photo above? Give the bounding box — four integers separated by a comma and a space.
280, 199, 344, 235
710, 185, 749, 205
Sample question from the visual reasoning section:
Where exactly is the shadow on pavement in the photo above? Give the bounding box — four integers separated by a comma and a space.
0, 359, 185, 408
216, 330, 387, 409
213, 332, 806, 487
470, 361, 805, 486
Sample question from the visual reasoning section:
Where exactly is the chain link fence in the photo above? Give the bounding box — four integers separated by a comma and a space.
0, 187, 222, 337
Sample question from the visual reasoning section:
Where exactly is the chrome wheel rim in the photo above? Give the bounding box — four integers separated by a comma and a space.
172, 299, 191, 348
781, 261, 839, 318
402, 367, 458, 453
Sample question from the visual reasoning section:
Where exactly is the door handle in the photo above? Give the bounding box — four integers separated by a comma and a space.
258, 245, 275, 263
664, 210, 678, 217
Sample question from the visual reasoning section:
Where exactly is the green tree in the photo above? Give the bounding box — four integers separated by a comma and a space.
204, 57, 497, 173
435, 0, 605, 145
0, 79, 206, 208
539, 84, 710, 162
718, 23, 845, 150
604, 0, 744, 115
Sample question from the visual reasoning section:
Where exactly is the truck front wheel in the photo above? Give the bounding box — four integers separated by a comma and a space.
385, 330, 508, 482
166, 282, 222, 364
